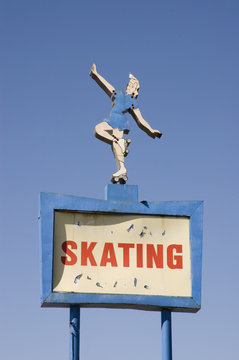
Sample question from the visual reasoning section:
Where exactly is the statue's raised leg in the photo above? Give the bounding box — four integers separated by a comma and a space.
94, 122, 131, 184
111, 130, 131, 184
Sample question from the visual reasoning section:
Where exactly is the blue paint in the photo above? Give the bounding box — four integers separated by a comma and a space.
105, 90, 139, 132
74, 274, 83, 284
161, 310, 172, 360
127, 224, 134, 231
190, 203, 203, 305
105, 184, 138, 202
39, 185, 203, 312
41, 291, 200, 311
69, 306, 80, 360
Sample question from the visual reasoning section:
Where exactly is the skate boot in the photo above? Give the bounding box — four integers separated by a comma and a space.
111, 168, 128, 184
118, 138, 131, 157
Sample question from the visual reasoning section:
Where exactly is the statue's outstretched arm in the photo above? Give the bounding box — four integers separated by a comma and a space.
90, 64, 115, 98
130, 108, 162, 139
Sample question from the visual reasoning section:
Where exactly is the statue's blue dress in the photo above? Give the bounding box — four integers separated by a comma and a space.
105, 90, 139, 133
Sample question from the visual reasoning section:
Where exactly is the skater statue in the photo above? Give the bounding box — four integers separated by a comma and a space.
90, 64, 162, 184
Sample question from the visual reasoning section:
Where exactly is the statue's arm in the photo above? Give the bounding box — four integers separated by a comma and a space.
130, 108, 162, 139
90, 64, 115, 98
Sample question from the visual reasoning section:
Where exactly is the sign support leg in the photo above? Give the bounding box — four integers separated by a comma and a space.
69, 306, 80, 360
161, 310, 172, 360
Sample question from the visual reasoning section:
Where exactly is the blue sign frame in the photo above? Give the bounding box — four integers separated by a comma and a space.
39, 185, 203, 313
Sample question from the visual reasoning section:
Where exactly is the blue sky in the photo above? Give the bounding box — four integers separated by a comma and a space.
1, 0, 239, 359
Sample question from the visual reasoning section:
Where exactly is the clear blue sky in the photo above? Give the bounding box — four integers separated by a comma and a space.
1, 0, 239, 359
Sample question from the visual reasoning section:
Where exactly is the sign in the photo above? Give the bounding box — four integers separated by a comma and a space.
40, 185, 203, 312
54, 212, 190, 297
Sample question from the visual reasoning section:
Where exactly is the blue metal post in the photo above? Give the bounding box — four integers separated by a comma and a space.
161, 310, 172, 360
69, 306, 80, 360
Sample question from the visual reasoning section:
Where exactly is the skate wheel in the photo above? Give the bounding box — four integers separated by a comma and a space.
111, 175, 120, 183
119, 175, 128, 184
110, 176, 117, 184
124, 149, 129, 157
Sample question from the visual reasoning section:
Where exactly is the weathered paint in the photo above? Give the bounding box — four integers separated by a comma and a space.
105, 184, 138, 202
53, 212, 191, 297
39, 185, 203, 312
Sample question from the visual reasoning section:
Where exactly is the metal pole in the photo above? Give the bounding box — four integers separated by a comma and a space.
161, 310, 172, 360
69, 306, 80, 360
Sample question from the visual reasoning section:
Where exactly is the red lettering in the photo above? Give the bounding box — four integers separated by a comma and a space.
137, 244, 143, 267
61, 241, 77, 265
100, 243, 117, 266
118, 243, 135, 267
61, 241, 183, 270
147, 244, 163, 268
81, 242, 97, 266
167, 245, 183, 269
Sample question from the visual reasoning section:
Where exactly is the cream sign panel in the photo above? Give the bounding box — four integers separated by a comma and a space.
53, 212, 191, 297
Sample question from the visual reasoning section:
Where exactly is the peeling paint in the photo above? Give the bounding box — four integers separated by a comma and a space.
54, 210, 192, 298
139, 226, 147, 237
140, 200, 149, 208
96, 282, 103, 288
74, 274, 83, 283
127, 224, 134, 232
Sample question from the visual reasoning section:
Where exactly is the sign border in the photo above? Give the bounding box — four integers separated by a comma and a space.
39, 190, 203, 312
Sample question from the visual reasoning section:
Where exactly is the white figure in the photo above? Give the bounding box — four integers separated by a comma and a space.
90, 64, 162, 184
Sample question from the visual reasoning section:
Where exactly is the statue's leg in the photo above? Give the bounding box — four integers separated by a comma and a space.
94, 122, 129, 182
94, 121, 116, 145
111, 129, 127, 177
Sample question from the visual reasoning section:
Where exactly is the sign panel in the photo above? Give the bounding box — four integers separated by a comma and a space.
40, 185, 203, 312
53, 212, 191, 297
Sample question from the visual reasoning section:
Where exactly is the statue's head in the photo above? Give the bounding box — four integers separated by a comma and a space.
125, 73, 140, 97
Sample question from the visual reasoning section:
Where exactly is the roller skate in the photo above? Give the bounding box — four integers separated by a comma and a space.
111, 173, 128, 184
111, 168, 128, 184
118, 138, 131, 157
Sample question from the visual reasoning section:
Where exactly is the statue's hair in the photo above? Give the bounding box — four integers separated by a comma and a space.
127, 73, 140, 97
